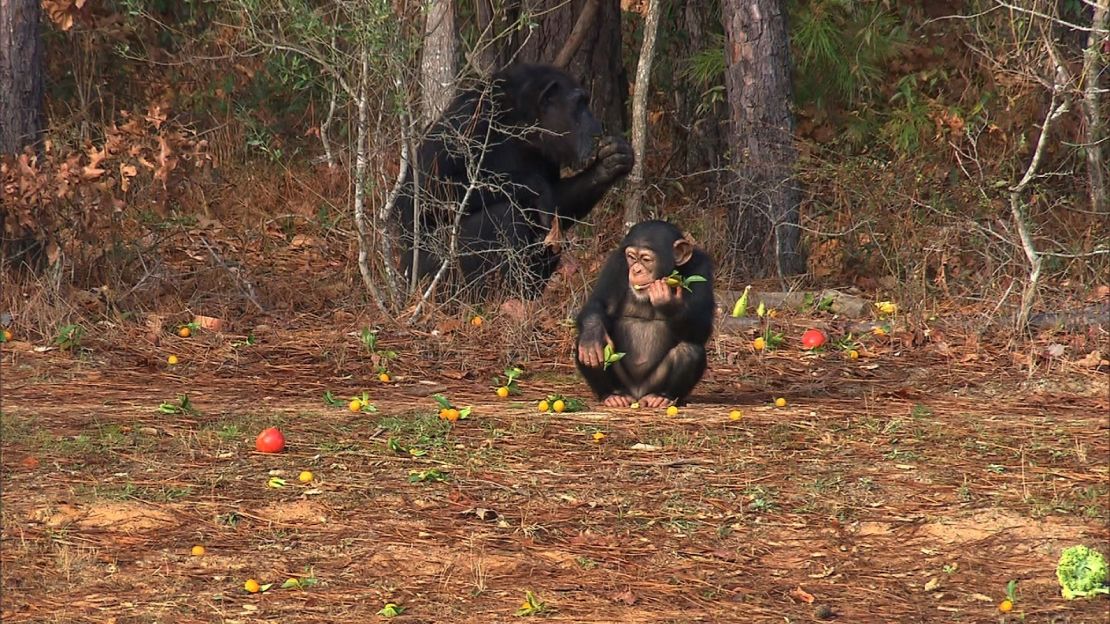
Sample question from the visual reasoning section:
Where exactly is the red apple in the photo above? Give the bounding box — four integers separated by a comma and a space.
801, 328, 827, 350
255, 427, 285, 453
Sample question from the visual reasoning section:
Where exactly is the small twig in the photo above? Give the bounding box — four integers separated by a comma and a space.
553, 0, 599, 68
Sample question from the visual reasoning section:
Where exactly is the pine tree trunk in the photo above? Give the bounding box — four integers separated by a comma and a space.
0, 0, 44, 154
674, 0, 727, 176
721, 0, 804, 278
516, 0, 628, 133
1082, 0, 1108, 213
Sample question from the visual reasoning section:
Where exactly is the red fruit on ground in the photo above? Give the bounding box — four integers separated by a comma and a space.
801, 328, 827, 350
255, 427, 285, 453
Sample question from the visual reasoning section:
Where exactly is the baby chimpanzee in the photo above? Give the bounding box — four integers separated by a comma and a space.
575, 220, 715, 408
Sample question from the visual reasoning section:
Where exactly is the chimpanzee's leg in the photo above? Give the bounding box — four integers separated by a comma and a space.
634, 342, 707, 407
575, 344, 631, 406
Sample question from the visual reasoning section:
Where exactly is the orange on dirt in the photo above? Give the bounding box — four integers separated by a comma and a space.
666, 405, 679, 417
178, 326, 191, 338
444, 408, 460, 422
848, 349, 859, 360
537, 400, 549, 413
191, 545, 205, 556
298, 471, 314, 483
873, 326, 886, 336
244, 579, 261, 593
470, 316, 483, 327
167, 355, 179, 365
753, 337, 766, 351
378, 373, 391, 383
729, 410, 743, 421
496, 386, 510, 398
998, 599, 1013, 613
552, 399, 566, 413
592, 432, 606, 443
348, 399, 363, 413
774, 397, 787, 408
2, 329, 12, 341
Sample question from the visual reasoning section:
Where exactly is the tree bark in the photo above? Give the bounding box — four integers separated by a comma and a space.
474, 0, 522, 76
1081, 0, 1108, 213
0, 0, 44, 154
516, 0, 628, 133
421, 0, 459, 127
622, 0, 662, 227
721, 0, 805, 278
674, 0, 727, 175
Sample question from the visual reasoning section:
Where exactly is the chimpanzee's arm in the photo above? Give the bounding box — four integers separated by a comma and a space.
659, 252, 716, 343
553, 137, 633, 223
576, 250, 626, 339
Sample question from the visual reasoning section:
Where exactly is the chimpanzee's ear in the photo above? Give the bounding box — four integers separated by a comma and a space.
538, 79, 562, 110
673, 238, 694, 266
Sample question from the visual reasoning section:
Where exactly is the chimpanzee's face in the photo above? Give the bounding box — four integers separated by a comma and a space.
625, 244, 670, 298
536, 80, 603, 168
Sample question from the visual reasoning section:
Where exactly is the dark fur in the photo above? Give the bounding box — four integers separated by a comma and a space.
575, 221, 715, 405
396, 63, 632, 299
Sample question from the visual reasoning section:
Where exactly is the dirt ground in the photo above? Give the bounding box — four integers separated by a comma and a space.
1, 318, 1108, 623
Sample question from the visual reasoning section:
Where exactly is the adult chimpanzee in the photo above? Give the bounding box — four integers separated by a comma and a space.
575, 220, 715, 408
396, 63, 633, 299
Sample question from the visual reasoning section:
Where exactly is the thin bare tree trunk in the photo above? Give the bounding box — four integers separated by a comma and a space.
622, 0, 662, 228
1081, 0, 1108, 212
421, 0, 458, 127
354, 49, 390, 314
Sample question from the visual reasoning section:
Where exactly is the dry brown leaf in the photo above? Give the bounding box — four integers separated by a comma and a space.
789, 585, 815, 604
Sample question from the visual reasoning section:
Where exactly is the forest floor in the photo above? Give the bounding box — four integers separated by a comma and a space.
1, 311, 1108, 623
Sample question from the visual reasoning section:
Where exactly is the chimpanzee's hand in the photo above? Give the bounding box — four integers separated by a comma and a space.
577, 324, 613, 369
647, 278, 683, 312
592, 136, 633, 183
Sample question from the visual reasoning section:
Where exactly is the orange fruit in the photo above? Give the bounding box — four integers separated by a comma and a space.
729, 410, 743, 421
191, 545, 205, 556
445, 408, 460, 422
178, 326, 191, 338
537, 400, 549, 412
244, 578, 261, 593
470, 316, 483, 327
873, 326, 886, 336
753, 337, 766, 351
552, 399, 566, 413
666, 405, 679, 417
2, 329, 12, 341
496, 386, 510, 398
298, 471, 313, 483
998, 599, 1013, 613
348, 399, 362, 413
592, 432, 605, 443
378, 373, 391, 383
439, 408, 450, 420
774, 397, 787, 408
167, 355, 179, 365
848, 349, 859, 360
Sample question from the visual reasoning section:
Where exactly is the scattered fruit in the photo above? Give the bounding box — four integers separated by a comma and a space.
552, 399, 566, 413
774, 397, 787, 408
875, 301, 897, 315
496, 386, 510, 398
801, 328, 827, 350
537, 400, 550, 412
592, 432, 606, 443
167, 355, 179, 365
191, 545, 205, 556
1, 329, 11, 342
244, 579, 261, 593
848, 349, 859, 360
255, 427, 285, 454
729, 409, 743, 421
873, 326, 887, 336
753, 337, 766, 351
470, 315, 483, 327
444, 408, 460, 422
998, 599, 1013, 613
630, 402, 640, 409
298, 470, 314, 483
348, 399, 363, 413
178, 326, 191, 338
378, 372, 391, 383
666, 405, 679, 417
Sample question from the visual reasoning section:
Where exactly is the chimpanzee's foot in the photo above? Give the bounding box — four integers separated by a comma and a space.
640, 394, 674, 408
603, 394, 633, 407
